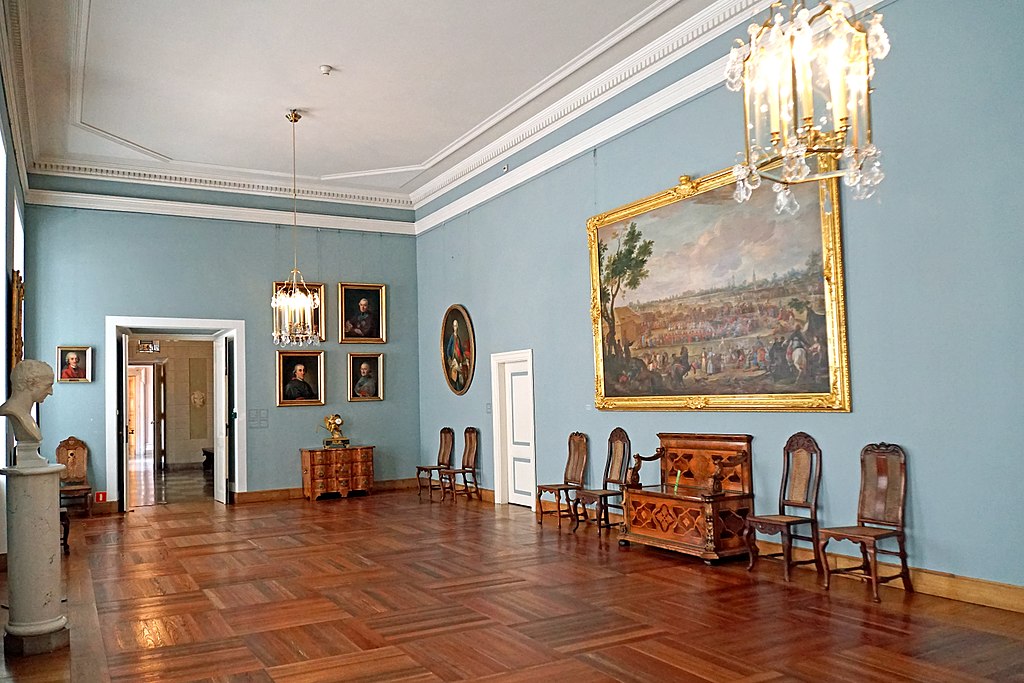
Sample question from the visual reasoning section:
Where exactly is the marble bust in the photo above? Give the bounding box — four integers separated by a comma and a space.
0, 359, 55, 444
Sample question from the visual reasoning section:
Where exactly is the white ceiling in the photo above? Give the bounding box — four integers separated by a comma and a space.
8, 0, 722, 210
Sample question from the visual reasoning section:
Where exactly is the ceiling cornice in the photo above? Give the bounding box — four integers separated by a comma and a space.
26, 189, 416, 234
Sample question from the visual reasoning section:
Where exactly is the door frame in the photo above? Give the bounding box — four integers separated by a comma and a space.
105, 316, 247, 510
489, 348, 535, 508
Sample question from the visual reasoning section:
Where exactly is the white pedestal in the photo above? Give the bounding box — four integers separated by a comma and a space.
1, 441, 69, 656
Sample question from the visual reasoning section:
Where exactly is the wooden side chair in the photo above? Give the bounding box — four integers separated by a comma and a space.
440, 427, 480, 502
743, 431, 823, 581
819, 443, 913, 602
56, 436, 92, 517
416, 427, 454, 501
536, 432, 587, 528
572, 427, 631, 535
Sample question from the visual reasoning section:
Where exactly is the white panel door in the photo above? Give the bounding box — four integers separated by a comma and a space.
504, 360, 535, 507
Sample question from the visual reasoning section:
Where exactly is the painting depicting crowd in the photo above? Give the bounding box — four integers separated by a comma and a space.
602, 275, 831, 397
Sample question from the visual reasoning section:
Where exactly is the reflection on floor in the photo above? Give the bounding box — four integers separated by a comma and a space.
129, 451, 213, 507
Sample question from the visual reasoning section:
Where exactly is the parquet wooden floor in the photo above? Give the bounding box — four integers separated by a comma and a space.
1, 492, 1021, 682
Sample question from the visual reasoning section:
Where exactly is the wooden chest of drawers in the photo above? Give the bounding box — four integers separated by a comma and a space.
300, 446, 374, 500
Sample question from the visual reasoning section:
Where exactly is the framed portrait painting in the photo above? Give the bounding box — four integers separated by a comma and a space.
440, 304, 475, 395
339, 283, 387, 344
273, 281, 326, 342
587, 161, 850, 412
56, 345, 92, 383
276, 350, 325, 407
348, 353, 383, 401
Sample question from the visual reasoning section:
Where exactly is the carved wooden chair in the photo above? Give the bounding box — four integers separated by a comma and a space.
416, 427, 454, 501
439, 427, 480, 502
743, 431, 823, 581
536, 432, 587, 528
572, 427, 631, 535
56, 436, 93, 517
819, 443, 913, 602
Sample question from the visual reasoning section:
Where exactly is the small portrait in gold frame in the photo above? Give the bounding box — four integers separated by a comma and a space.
339, 283, 386, 344
56, 346, 92, 383
348, 353, 383, 402
277, 350, 325, 407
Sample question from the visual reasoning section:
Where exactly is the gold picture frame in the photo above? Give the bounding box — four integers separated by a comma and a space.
348, 353, 383, 401
339, 283, 387, 344
588, 162, 850, 412
56, 345, 92, 383
10, 269, 24, 369
272, 281, 326, 342
276, 350, 325, 407
441, 304, 475, 395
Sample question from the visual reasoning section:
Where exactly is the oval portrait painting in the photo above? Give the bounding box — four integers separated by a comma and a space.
440, 304, 475, 395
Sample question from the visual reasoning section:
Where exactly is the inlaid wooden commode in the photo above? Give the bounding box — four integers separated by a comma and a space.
300, 446, 374, 500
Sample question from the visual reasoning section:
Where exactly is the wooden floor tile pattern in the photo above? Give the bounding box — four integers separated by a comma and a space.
0, 491, 1021, 682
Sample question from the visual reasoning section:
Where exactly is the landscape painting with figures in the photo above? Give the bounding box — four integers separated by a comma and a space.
588, 166, 850, 412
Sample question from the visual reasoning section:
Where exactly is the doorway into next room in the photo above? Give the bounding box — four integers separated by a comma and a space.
127, 337, 215, 506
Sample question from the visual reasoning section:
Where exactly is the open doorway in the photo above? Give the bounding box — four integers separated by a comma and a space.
128, 339, 216, 506
105, 316, 247, 512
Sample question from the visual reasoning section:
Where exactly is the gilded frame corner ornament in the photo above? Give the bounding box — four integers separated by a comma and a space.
588, 162, 850, 412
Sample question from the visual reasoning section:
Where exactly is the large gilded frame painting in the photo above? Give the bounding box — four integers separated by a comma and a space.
588, 163, 850, 412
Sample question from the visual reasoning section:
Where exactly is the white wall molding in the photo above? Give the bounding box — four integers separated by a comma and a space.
409, 0, 769, 207
415, 55, 729, 235
27, 189, 416, 235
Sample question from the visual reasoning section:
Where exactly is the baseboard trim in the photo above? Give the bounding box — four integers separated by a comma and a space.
755, 540, 1024, 614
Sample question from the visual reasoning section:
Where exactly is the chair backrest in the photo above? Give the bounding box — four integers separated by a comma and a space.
56, 436, 89, 485
564, 432, 588, 487
461, 427, 479, 469
857, 442, 907, 530
778, 431, 822, 517
604, 427, 631, 488
438, 427, 455, 467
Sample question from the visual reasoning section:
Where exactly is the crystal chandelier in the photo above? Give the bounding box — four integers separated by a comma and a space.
725, 1, 890, 214
272, 109, 320, 346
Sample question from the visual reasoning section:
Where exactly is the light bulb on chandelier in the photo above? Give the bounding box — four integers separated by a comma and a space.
724, 1, 890, 213
272, 109, 321, 347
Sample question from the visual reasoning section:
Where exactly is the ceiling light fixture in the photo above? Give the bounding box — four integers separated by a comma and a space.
725, 1, 890, 214
271, 109, 320, 347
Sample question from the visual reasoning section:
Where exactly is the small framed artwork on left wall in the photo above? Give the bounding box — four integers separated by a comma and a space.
56, 346, 92, 383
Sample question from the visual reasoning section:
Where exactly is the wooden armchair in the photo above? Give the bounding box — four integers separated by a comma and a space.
439, 427, 480, 502
819, 443, 913, 602
416, 427, 454, 501
743, 432, 823, 581
572, 427, 630, 534
536, 432, 587, 528
56, 436, 92, 516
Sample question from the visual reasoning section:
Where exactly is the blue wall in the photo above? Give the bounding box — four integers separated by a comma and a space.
416, 0, 1024, 586
19, 0, 1023, 586
25, 208, 420, 491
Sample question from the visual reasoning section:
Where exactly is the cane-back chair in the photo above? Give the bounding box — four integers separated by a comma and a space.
56, 436, 93, 516
536, 432, 587, 528
743, 431, 823, 580
819, 443, 913, 602
572, 427, 631, 534
440, 427, 480, 502
416, 427, 454, 501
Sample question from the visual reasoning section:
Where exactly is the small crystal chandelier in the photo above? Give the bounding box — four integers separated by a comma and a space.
272, 109, 320, 346
725, 1, 890, 214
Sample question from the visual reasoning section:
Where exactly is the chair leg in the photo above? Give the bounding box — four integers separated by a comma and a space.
416, 471, 424, 499
536, 491, 543, 525
744, 523, 758, 572
781, 529, 792, 582
596, 499, 605, 536
555, 492, 563, 529
571, 498, 582, 533
867, 542, 880, 602
820, 538, 832, 590
60, 508, 70, 555
809, 521, 823, 574
898, 534, 914, 593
